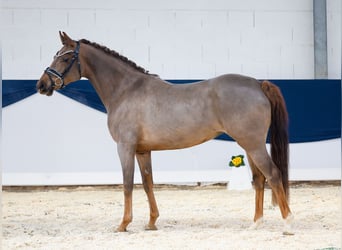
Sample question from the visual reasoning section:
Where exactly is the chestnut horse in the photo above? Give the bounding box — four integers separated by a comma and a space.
37, 32, 293, 234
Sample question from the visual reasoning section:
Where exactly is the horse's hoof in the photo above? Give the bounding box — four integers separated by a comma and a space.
283, 230, 295, 236
145, 224, 158, 231
283, 213, 294, 235
248, 217, 263, 230
283, 222, 295, 236
115, 226, 127, 233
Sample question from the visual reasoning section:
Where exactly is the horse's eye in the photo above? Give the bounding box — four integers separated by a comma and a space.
53, 51, 60, 59
62, 57, 69, 63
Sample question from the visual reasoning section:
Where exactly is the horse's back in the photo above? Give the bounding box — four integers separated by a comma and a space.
209, 74, 264, 96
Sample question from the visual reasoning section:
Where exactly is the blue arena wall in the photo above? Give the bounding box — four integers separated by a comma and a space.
3, 79, 341, 143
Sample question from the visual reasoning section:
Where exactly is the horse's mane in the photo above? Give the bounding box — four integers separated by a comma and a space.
79, 39, 154, 76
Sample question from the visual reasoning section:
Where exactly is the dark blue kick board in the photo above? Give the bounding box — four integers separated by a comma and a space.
3, 79, 341, 143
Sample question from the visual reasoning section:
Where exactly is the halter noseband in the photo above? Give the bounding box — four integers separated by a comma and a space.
45, 41, 81, 89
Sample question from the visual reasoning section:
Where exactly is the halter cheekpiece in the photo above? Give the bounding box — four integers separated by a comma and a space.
45, 41, 81, 89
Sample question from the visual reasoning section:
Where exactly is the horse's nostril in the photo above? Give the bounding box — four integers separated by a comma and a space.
36, 81, 46, 93
37, 81, 45, 90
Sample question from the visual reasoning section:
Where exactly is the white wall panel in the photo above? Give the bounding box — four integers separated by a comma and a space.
0, 9, 14, 25
67, 10, 95, 28
242, 62, 268, 79
2, 0, 340, 79
229, 11, 254, 28
13, 9, 41, 26
1, 0, 313, 11
292, 13, 314, 45
41, 10, 68, 27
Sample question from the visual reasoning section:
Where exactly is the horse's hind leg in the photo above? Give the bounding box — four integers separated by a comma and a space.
246, 147, 293, 234
247, 154, 265, 229
136, 151, 159, 230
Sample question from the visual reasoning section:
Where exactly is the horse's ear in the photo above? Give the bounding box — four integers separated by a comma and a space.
59, 31, 73, 45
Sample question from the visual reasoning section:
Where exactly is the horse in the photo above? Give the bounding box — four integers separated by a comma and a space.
37, 32, 293, 235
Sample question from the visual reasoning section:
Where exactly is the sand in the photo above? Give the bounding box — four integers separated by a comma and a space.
2, 183, 341, 250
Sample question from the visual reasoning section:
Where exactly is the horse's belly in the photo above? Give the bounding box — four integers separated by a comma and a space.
137, 128, 222, 151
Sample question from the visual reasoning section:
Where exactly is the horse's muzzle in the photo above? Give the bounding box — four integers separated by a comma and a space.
36, 80, 54, 96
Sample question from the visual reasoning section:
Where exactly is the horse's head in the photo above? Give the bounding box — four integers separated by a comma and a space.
36, 31, 81, 96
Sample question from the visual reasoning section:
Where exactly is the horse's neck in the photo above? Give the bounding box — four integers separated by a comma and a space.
81, 45, 144, 112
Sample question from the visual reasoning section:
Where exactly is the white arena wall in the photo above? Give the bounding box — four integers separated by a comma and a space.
2, 0, 341, 185
2, 0, 341, 79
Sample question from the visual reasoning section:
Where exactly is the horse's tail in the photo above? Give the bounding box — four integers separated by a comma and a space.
261, 80, 289, 205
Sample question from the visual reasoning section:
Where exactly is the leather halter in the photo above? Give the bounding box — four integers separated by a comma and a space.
45, 41, 81, 89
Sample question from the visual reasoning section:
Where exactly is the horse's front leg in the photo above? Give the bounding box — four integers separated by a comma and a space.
116, 143, 136, 232
136, 151, 159, 230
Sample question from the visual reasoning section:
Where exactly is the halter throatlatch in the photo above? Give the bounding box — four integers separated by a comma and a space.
45, 41, 81, 89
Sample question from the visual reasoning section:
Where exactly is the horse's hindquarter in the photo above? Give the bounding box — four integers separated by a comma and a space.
212, 75, 271, 142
